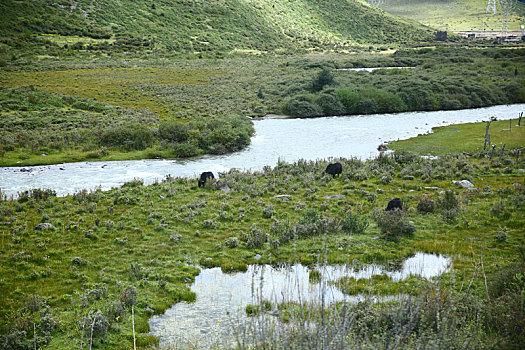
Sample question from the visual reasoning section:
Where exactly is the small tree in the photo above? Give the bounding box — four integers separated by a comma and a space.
312, 68, 334, 92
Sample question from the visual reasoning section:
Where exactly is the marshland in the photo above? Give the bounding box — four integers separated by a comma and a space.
1, 0, 525, 349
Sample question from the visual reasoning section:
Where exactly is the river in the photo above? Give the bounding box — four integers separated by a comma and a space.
1, 104, 523, 197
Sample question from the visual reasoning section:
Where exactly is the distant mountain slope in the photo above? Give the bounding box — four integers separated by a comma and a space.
380, 0, 525, 32
0, 0, 434, 53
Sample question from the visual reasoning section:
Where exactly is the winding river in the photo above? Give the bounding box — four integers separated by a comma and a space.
1, 104, 524, 197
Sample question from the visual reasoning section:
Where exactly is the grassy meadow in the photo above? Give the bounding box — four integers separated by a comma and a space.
389, 117, 525, 155
1, 145, 524, 348
1, 0, 525, 348
1, 47, 524, 166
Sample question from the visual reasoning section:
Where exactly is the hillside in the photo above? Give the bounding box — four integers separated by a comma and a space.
380, 0, 525, 32
0, 0, 434, 55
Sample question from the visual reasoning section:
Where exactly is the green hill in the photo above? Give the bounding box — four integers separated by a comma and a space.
380, 0, 525, 31
0, 0, 434, 54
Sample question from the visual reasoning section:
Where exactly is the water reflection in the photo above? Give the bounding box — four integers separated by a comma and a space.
149, 253, 451, 348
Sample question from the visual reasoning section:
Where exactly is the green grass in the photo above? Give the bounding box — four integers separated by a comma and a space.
1, 150, 524, 348
389, 118, 525, 155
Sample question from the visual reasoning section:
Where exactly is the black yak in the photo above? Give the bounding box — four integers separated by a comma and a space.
386, 198, 402, 211
324, 162, 342, 178
198, 172, 215, 187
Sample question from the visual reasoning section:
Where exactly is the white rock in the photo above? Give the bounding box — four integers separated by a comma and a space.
452, 180, 474, 188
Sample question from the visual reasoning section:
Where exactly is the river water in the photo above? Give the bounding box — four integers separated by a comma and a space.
149, 253, 451, 349
1, 104, 523, 197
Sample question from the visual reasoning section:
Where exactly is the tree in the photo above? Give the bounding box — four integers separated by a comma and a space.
311, 68, 334, 92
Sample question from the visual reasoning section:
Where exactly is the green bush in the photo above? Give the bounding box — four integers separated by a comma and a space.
311, 68, 334, 92
336, 88, 359, 113
342, 210, 369, 234
282, 94, 323, 117
100, 125, 153, 150
359, 87, 406, 113
315, 93, 345, 116
373, 209, 416, 241
417, 197, 435, 214
170, 142, 200, 158
158, 120, 189, 142
357, 97, 378, 114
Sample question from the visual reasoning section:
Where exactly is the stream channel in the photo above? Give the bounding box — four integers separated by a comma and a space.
149, 253, 451, 348
1, 103, 523, 197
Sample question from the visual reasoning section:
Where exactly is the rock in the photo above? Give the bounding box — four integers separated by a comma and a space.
214, 180, 231, 192
518, 169, 525, 172
452, 180, 474, 188
274, 195, 291, 201
1, 222, 11, 226
34, 223, 57, 231
20, 168, 31, 173
377, 143, 388, 152
424, 186, 439, 190
254, 254, 262, 260
322, 194, 343, 199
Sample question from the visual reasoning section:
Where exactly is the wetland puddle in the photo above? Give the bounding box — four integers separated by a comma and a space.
149, 252, 451, 348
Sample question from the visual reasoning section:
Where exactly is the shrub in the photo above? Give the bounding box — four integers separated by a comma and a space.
373, 209, 416, 241
224, 236, 239, 248
356, 97, 378, 114
282, 95, 323, 117
417, 197, 435, 214
311, 68, 334, 92
158, 120, 189, 142
120, 285, 138, 307
341, 210, 369, 234
244, 225, 268, 248
262, 205, 274, 219
437, 190, 459, 221
171, 141, 199, 158
315, 93, 345, 116
336, 88, 359, 113
99, 125, 153, 150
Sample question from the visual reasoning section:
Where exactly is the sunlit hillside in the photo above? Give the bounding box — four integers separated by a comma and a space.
380, 0, 525, 31
0, 0, 434, 55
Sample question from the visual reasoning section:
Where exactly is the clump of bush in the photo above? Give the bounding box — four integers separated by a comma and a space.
224, 236, 239, 248
244, 225, 268, 248
437, 190, 459, 221
341, 210, 369, 234
417, 197, 435, 214
373, 209, 416, 241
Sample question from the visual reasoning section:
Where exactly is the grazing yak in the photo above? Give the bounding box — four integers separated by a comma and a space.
386, 198, 402, 211
324, 162, 343, 178
198, 171, 215, 187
